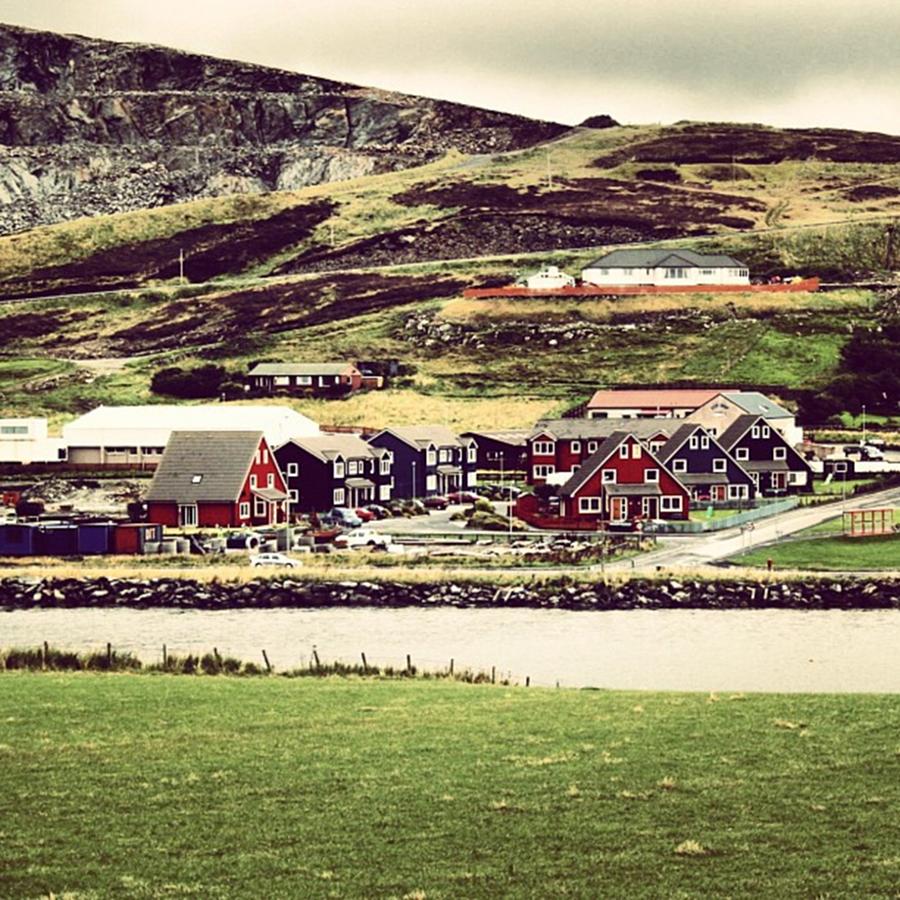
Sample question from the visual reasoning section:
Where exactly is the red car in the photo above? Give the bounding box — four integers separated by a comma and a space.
447, 491, 479, 504
424, 495, 449, 510
355, 507, 376, 522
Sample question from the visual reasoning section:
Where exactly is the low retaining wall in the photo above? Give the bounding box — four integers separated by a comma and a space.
0, 575, 897, 611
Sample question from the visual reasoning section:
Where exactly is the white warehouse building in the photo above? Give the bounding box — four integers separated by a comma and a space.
0, 418, 66, 464
62, 404, 320, 467
582, 249, 750, 287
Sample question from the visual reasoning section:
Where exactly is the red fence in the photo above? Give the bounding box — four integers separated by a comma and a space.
514, 495, 600, 531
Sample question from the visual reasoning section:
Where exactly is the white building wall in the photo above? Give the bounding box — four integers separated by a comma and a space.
524, 266, 575, 289
0, 418, 65, 464
581, 266, 750, 287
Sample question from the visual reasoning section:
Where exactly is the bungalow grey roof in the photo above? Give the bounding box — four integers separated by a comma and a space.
283, 434, 381, 461
248, 363, 355, 376
718, 415, 761, 450
559, 433, 627, 497
722, 392, 792, 419
146, 431, 262, 503
380, 426, 464, 449
532, 418, 673, 441
585, 248, 745, 269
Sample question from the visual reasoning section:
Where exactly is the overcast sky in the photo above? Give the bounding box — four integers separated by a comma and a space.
1, 0, 899, 134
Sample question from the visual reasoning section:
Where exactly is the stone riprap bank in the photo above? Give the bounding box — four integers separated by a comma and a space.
0, 577, 897, 610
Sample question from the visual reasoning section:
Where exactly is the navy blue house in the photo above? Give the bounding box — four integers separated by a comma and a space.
658, 423, 756, 503
718, 415, 813, 496
274, 434, 393, 513
368, 426, 478, 499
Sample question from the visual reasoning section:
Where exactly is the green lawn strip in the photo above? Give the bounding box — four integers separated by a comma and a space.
0, 676, 898, 898
735, 533, 900, 571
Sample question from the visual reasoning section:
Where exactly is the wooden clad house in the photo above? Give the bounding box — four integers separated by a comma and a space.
248, 363, 363, 396
146, 431, 288, 528
460, 430, 529, 474
717, 415, 813, 496
368, 427, 477, 498
527, 419, 673, 486
558, 432, 690, 526
657, 423, 755, 503
274, 434, 393, 512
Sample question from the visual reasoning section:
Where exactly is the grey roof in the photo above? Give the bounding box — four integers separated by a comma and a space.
656, 423, 701, 464
741, 460, 791, 472
717, 415, 760, 450
677, 472, 731, 484
559, 433, 627, 497
585, 248, 745, 269
282, 434, 380, 462
345, 477, 374, 489
606, 483, 663, 496
531, 418, 673, 441
722, 392, 792, 419
437, 465, 462, 475
252, 487, 288, 501
461, 430, 530, 447
249, 362, 356, 376
378, 426, 464, 449
146, 431, 262, 503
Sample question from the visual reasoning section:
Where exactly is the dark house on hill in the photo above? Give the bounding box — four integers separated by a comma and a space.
718, 415, 813, 496
368, 426, 477, 498
657, 423, 756, 503
558, 432, 690, 526
527, 418, 673, 485
460, 430, 529, 474
146, 431, 288, 528
274, 434, 393, 512
247, 362, 363, 396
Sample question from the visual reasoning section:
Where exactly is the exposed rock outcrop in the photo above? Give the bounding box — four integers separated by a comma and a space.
0, 24, 568, 233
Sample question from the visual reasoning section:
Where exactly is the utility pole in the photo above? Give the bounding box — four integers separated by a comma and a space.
862, 404, 867, 445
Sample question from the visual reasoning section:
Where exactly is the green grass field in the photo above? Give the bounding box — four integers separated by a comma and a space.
1, 675, 899, 898
736, 533, 900, 571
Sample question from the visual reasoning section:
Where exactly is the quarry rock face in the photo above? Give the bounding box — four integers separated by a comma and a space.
0, 24, 568, 233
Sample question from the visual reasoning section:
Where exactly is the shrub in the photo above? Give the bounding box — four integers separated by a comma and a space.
150, 364, 229, 399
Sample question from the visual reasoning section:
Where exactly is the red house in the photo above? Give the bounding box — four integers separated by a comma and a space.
558, 432, 690, 527
527, 419, 673, 486
146, 431, 288, 528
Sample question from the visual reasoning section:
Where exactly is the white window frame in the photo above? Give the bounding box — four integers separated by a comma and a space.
239, 502, 250, 519
700, 435, 710, 449
333, 488, 345, 505
467, 443, 477, 463
253, 496, 266, 517
713, 458, 727, 473
645, 468, 659, 483
631, 443, 641, 459
618, 445, 629, 459
287, 462, 299, 477
380, 458, 391, 475
602, 469, 617, 484
736, 447, 749, 461
289, 489, 299, 503
762, 426, 771, 438
689, 435, 699, 449
660, 495, 683, 512
587, 441, 598, 453
578, 496, 602, 513
426, 447, 437, 466
266, 472, 274, 488
532, 440, 555, 456
751, 425, 760, 439
426, 474, 437, 491
773, 447, 786, 461
533, 464, 555, 478
334, 459, 345, 478
571, 441, 581, 454
249, 474, 258, 489
672, 458, 687, 473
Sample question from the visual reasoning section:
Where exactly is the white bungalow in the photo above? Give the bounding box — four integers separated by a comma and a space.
582, 249, 750, 287
521, 265, 576, 290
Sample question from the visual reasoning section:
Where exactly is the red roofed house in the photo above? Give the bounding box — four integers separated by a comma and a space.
558, 432, 690, 527
146, 431, 288, 528
586, 388, 726, 420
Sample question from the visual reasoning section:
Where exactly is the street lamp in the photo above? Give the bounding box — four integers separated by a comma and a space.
862, 404, 867, 446
411, 460, 417, 501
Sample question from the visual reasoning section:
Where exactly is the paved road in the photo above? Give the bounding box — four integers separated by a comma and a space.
610, 484, 900, 572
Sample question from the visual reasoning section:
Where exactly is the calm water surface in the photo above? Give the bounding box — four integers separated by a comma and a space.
2, 606, 899, 692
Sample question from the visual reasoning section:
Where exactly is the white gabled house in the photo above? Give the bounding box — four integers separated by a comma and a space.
582, 249, 750, 287
521, 265, 576, 290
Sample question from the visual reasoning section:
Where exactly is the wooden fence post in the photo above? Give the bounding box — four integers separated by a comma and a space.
491, 666, 496, 684
361, 652, 368, 673
262, 649, 272, 673
162, 644, 167, 668
312, 649, 321, 670
106, 642, 112, 668
449, 657, 454, 675
42, 640, 48, 671
406, 653, 412, 674
526, 676, 530, 687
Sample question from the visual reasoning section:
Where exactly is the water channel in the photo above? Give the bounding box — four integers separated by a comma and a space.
2, 606, 899, 692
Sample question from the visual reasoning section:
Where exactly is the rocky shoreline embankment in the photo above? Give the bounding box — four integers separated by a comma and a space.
0, 576, 897, 611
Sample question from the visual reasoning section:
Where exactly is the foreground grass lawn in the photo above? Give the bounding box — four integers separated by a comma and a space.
736, 533, 900, 571
2, 677, 899, 898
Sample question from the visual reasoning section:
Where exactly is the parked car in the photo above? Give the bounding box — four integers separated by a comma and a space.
843, 444, 884, 461
354, 507, 377, 522
363, 504, 392, 519
335, 528, 393, 550
447, 491, 479, 504
424, 495, 449, 510
324, 507, 364, 528
250, 552, 300, 568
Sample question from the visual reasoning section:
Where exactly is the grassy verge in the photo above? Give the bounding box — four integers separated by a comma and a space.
0, 675, 898, 898
735, 533, 900, 571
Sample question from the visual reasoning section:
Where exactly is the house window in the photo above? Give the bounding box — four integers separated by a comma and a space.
689, 435, 699, 449
602, 469, 616, 483
426, 448, 437, 466
467, 444, 477, 463
287, 462, 298, 476
426, 474, 437, 491
262, 448, 268, 464
762, 426, 771, 438
296, 376, 312, 385
289, 490, 299, 502
645, 468, 659, 483
347, 460, 359, 476
439, 448, 452, 463
672, 459, 687, 473
254, 497, 266, 517
618, 445, 629, 459
578, 497, 602, 513
661, 495, 683, 512
700, 435, 710, 449
587, 441, 598, 453
191, 474, 203, 484
249, 474, 257, 489
728, 485, 747, 499
273, 376, 290, 386
632, 443, 641, 459
834, 461, 848, 473
333, 488, 345, 505
533, 464, 555, 478
751, 425, 760, 438
713, 458, 727, 473
533, 441, 555, 456
773, 447, 786, 460
239, 502, 250, 519
736, 447, 749, 461
380, 458, 391, 475
665, 268, 687, 279
267, 473, 274, 488
571, 441, 581, 454
334, 460, 345, 478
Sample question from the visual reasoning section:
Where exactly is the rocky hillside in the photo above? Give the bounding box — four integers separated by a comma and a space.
0, 23, 567, 233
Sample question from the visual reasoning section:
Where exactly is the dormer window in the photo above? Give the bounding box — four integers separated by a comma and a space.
426, 446, 437, 466
467, 443, 477, 463
191, 474, 203, 484
334, 457, 345, 478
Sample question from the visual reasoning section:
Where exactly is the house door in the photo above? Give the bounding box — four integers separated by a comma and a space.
642, 497, 658, 519
711, 485, 727, 502
771, 472, 786, 492
610, 497, 628, 522
178, 504, 198, 527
